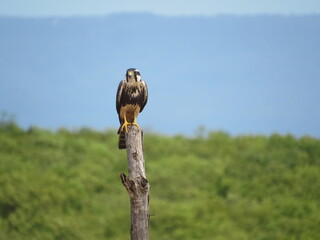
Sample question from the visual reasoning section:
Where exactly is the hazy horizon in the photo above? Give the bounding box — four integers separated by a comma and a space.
1, 0, 320, 17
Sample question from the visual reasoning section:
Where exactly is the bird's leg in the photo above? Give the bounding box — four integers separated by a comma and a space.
131, 113, 141, 130
120, 114, 130, 132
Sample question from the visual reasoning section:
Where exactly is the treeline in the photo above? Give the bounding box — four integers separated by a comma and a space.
0, 120, 319, 240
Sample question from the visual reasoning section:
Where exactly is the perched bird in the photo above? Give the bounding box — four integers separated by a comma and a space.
116, 68, 148, 149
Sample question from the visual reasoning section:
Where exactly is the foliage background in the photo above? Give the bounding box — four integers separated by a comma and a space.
0, 118, 319, 239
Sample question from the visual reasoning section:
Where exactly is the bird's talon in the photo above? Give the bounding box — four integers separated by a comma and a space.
131, 122, 141, 130
120, 121, 129, 132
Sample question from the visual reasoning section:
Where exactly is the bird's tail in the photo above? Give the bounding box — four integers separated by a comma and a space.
118, 130, 126, 149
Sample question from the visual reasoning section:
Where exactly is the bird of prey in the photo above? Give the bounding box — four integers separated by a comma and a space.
116, 68, 148, 149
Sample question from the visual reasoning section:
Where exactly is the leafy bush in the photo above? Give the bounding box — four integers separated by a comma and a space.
0, 121, 319, 239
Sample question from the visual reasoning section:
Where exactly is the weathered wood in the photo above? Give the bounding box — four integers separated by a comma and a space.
120, 125, 150, 240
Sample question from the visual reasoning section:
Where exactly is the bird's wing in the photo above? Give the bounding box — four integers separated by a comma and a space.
116, 80, 125, 114
140, 80, 148, 112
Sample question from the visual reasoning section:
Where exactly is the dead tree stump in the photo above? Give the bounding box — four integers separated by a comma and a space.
120, 125, 150, 240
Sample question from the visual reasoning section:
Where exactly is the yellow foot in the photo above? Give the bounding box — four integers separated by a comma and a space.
131, 121, 141, 130
120, 121, 130, 132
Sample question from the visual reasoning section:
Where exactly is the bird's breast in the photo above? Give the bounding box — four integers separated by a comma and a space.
124, 85, 144, 103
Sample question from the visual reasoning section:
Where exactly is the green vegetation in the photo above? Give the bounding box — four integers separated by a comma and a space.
0, 119, 319, 240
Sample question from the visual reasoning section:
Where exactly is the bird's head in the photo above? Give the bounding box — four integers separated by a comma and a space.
126, 68, 141, 83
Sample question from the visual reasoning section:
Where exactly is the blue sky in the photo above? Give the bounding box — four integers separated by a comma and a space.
1, 1, 320, 137
1, 0, 320, 16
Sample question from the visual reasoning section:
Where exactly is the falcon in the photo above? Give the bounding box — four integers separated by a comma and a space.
116, 68, 148, 149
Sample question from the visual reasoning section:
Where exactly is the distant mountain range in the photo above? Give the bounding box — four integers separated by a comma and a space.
1, 13, 319, 137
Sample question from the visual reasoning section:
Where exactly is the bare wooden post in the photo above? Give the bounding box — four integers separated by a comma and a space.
120, 125, 150, 240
